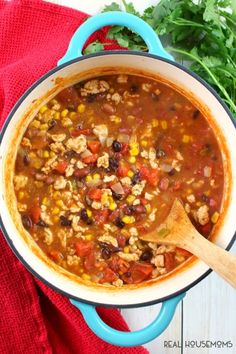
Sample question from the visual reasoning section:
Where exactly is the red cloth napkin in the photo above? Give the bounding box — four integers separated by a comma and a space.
0, 1, 149, 353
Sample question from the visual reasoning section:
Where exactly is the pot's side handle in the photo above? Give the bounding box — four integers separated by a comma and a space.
70, 293, 185, 347
58, 11, 173, 65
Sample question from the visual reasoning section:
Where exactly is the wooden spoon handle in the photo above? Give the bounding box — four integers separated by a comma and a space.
184, 232, 236, 289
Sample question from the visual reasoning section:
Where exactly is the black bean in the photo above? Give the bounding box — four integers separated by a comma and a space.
112, 191, 123, 200
80, 209, 89, 222
130, 84, 139, 93
201, 194, 209, 202
60, 215, 72, 227
37, 219, 48, 227
114, 217, 125, 229
108, 157, 119, 171
101, 247, 112, 260
64, 150, 77, 159
67, 104, 75, 111
23, 153, 30, 166
124, 205, 135, 215
192, 110, 200, 119
48, 119, 57, 130
131, 170, 141, 185
21, 215, 32, 230
168, 168, 176, 176
86, 94, 97, 103
112, 140, 122, 152
140, 250, 152, 261
156, 148, 166, 158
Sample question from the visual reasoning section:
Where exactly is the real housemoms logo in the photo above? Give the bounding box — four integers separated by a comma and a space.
164, 340, 233, 349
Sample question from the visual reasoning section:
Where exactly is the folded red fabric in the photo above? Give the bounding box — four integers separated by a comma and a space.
0, 1, 149, 353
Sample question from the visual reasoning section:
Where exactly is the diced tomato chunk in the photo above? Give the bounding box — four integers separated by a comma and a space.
75, 240, 94, 258
109, 255, 130, 273
82, 154, 98, 164
117, 234, 127, 248
171, 181, 182, 191
29, 205, 41, 224
84, 252, 96, 271
87, 141, 101, 153
93, 209, 109, 225
48, 250, 62, 262
164, 252, 176, 272
71, 128, 91, 137
148, 169, 159, 187
54, 161, 68, 174
99, 267, 118, 284
117, 163, 129, 177
140, 198, 148, 206
122, 262, 153, 284
88, 188, 102, 201
176, 247, 192, 258
139, 165, 149, 180
121, 143, 129, 155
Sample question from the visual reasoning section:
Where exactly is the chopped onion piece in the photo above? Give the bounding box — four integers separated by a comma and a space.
106, 137, 114, 147
204, 166, 212, 178
86, 180, 102, 188
80, 149, 92, 158
160, 163, 173, 173
111, 182, 125, 195
117, 134, 130, 143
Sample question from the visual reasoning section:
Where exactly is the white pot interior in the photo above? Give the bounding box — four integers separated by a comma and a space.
1, 53, 236, 306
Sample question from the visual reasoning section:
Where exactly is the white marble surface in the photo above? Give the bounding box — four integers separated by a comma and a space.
45, 1, 236, 353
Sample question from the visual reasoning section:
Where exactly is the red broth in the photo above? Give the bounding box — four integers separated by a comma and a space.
14, 74, 224, 286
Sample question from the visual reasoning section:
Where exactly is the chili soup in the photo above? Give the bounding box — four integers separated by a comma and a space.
13, 74, 224, 286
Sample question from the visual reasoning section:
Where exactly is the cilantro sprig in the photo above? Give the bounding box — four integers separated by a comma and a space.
84, 0, 236, 117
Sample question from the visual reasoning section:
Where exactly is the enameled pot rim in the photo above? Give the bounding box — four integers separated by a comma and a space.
0, 51, 236, 308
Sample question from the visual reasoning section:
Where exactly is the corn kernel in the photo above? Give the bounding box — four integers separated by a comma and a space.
211, 211, 219, 224
18, 191, 24, 200
130, 147, 139, 156
85, 234, 93, 241
40, 124, 48, 130
43, 150, 49, 158
128, 156, 136, 164
50, 151, 55, 158
127, 170, 134, 178
141, 140, 148, 147
122, 216, 135, 224
42, 197, 48, 206
93, 173, 100, 180
54, 112, 60, 120
30, 120, 41, 128
39, 105, 48, 114
53, 216, 59, 223
86, 209, 92, 218
123, 246, 130, 254
204, 191, 210, 196
182, 135, 190, 143
53, 191, 61, 199
196, 201, 202, 207
52, 207, 60, 215
77, 104, 85, 113
161, 120, 167, 129
145, 204, 151, 213
126, 195, 136, 204
56, 200, 64, 207
109, 202, 117, 211
69, 111, 77, 119
86, 175, 93, 183
111, 116, 121, 124
187, 188, 192, 194
61, 109, 69, 117
152, 119, 159, 127
82, 273, 91, 281
50, 99, 58, 105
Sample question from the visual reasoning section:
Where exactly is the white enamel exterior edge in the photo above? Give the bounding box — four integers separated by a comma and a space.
1, 53, 236, 306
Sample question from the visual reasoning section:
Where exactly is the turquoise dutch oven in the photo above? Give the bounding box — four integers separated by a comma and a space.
0, 12, 236, 347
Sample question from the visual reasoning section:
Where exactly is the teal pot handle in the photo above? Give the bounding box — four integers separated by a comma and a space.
58, 11, 173, 65
70, 293, 185, 347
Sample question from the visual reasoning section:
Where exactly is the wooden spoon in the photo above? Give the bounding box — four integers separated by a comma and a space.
139, 198, 236, 288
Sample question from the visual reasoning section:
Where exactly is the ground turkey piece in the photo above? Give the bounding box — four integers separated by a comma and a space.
81, 80, 110, 96
93, 124, 108, 144
97, 152, 109, 168
65, 135, 87, 154
196, 205, 209, 225
14, 175, 28, 190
